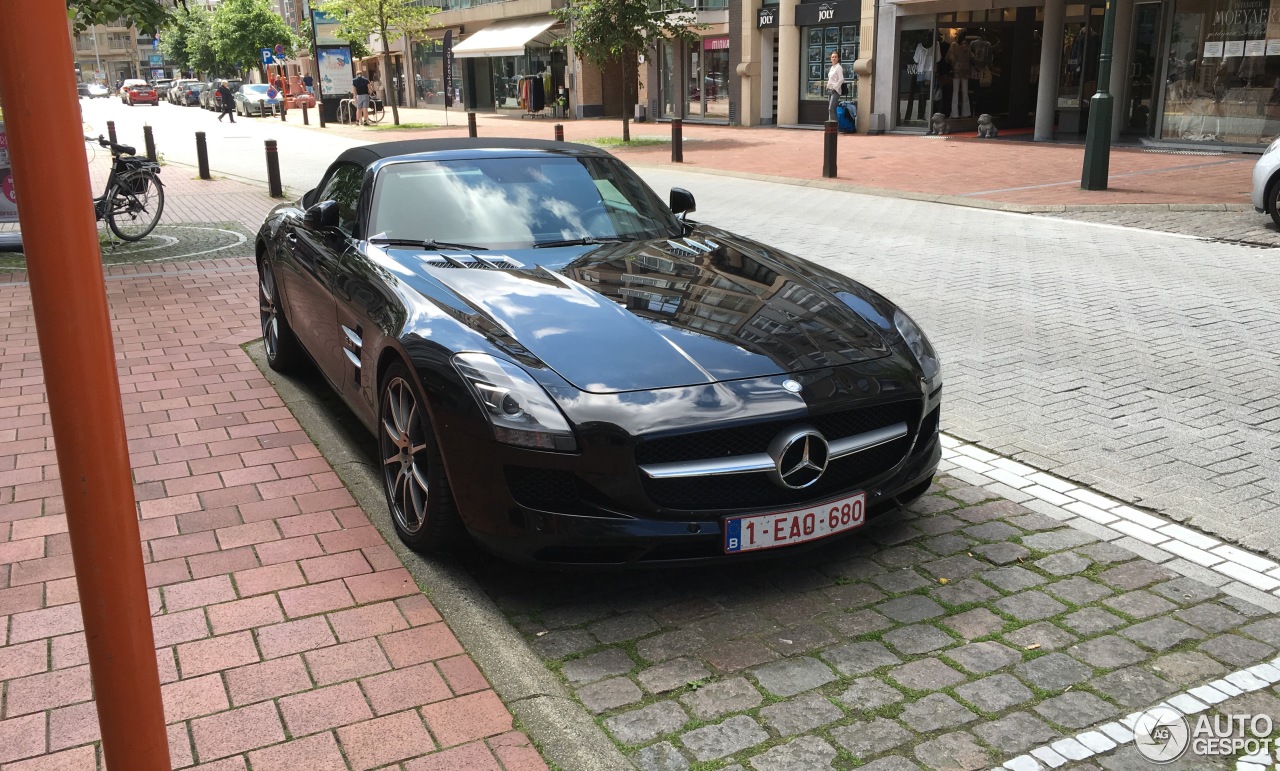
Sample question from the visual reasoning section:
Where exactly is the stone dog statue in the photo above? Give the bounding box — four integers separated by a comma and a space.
926, 112, 949, 136
976, 113, 998, 138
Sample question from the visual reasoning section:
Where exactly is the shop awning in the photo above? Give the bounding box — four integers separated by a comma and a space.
452, 18, 558, 59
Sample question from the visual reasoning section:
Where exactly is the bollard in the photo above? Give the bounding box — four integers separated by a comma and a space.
106, 120, 117, 145
671, 119, 683, 163
195, 132, 210, 180
467, 111, 477, 138
280, 98, 286, 122
143, 124, 156, 163
554, 123, 564, 142
318, 97, 326, 128
822, 120, 837, 179
259, 99, 266, 118
302, 102, 309, 126
265, 139, 283, 198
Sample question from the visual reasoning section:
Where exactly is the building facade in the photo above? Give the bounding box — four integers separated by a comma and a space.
70, 20, 152, 85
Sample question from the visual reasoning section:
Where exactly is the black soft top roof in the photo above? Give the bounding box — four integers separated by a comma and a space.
334, 138, 609, 169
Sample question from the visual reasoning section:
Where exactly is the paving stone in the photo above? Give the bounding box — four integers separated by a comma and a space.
883, 624, 954, 655
679, 715, 768, 761
1046, 576, 1115, 605
908, 496, 961, 516
984, 567, 1048, 593
1120, 617, 1207, 652
1076, 542, 1138, 564
1089, 666, 1178, 708
943, 608, 1006, 640
1067, 635, 1149, 668
871, 570, 933, 594
914, 514, 964, 536
1005, 622, 1077, 651
748, 736, 838, 771
702, 638, 779, 672
759, 692, 843, 736
1062, 607, 1126, 635
891, 657, 967, 691
1034, 691, 1119, 730
954, 673, 1034, 713
577, 676, 644, 714
1016, 652, 1093, 691
830, 717, 913, 759
1098, 561, 1178, 591
876, 545, 934, 570
589, 612, 660, 644
1151, 577, 1221, 605
913, 731, 991, 771
877, 595, 946, 623
965, 521, 1022, 542
944, 640, 1021, 674
859, 757, 924, 771
751, 656, 836, 698
638, 658, 712, 695
632, 741, 690, 771
1034, 552, 1094, 576
835, 677, 904, 712
923, 534, 972, 556
821, 641, 902, 676
1148, 651, 1228, 686
766, 622, 838, 655
604, 701, 689, 745
948, 486, 996, 505
531, 629, 596, 659
995, 591, 1067, 621
1241, 618, 1280, 647
826, 609, 893, 637
679, 676, 763, 720
1103, 590, 1177, 619
933, 579, 1001, 606
1219, 595, 1273, 617
562, 648, 636, 684
923, 555, 989, 581
899, 693, 978, 732
1022, 529, 1098, 552
1199, 634, 1276, 667
1006, 512, 1066, 532
972, 542, 1030, 565
637, 629, 708, 664
822, 582, 887, 610
954, 500, 1029, 523
972, 712, 1060, 755
831, 559, 890, 582
1175, 603, 1246, 634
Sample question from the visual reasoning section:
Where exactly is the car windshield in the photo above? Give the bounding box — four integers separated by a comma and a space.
368, 155, 683, 249
243, 84, 269, 94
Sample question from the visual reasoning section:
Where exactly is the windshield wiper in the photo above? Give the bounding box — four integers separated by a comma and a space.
368, 237, 488, 251
533, 236, 627, 249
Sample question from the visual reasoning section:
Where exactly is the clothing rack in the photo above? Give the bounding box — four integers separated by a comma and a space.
519, 73, 549, 118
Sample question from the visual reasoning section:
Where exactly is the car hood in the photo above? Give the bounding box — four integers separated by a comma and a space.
384, 227, 894, 394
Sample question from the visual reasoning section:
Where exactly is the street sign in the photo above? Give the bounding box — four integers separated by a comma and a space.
149, 54, 163, 66
261, 48, 275, 65
274, 43, 286, 57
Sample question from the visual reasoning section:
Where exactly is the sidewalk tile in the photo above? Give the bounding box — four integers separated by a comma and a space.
162, 673, 231, 722
305, 638, 391, 685
403, 741, 502, 771
336, 710, 435, 770
152, 608, 210, 647
48, 702, 99, 752
0, 640, 47, 680
359, 662, 452, 715
0, 585, 43, 617
0, 745, 97, 771
150, 532, 221, 564
396, 595, 442, 626
50, 633, 88, 669
254, 616, 336, 660
215, 520, 280, 551
300, 550, 373, 584
177, 508, 242, 535
255, 535, 323, 566
191, 701, 286, 761
168, 723, 194, 768
380, 623, 464, 668
207, 594, 284, 635
328, 601, 409, 643
238, 498, 301, 524
276, 511, 340, 538
178, 631, 260, 678
164, 575, 237, 612
248, 732, 347, 771
421, 691, 513, 748
279, 578, 356, 618
489, 731, 550, 771
11, 555, 75, 589
188, 546, 260, 580
345, 568, 417, 604
225, 655, 312, 706
145, 558, 193, 588
279, 681, 374, 735
317, 525, 384, 553
438, 655, 490, 696
233, 561, 304, 597
3, 664, 92, 717
0, 713, 47, 763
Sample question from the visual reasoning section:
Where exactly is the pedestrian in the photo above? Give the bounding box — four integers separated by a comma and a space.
352, 71, 371, 125
216, 79, 236, 123
303, 73, 314, 96
826, 51, 844, 123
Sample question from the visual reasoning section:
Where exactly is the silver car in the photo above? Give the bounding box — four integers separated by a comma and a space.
1251, 137, 1280, 227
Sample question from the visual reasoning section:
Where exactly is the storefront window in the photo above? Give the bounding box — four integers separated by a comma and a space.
660, 41, 676, 118
1161, 0, 1280, 144
936, 24, 1013, 121
803, 26, 858, 102
897, 27, 938, 127
687, 37, 730, 121
411, 39, 451, 105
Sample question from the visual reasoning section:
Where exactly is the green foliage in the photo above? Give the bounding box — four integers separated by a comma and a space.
210, 0, 299, 75
182, 5, 229, 76
67, 0, 169, 35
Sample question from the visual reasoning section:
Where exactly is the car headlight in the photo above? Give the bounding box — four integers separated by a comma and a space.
893, 309, 941, 389
453, 353, 577, 452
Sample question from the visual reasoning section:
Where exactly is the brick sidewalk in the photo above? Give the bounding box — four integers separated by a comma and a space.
0, 170, 548, 770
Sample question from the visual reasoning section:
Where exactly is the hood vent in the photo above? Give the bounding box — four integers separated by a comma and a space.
421, 254, 525, 270
664, 238, 719, 257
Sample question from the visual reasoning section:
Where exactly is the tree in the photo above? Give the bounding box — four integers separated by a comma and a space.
183, 4, 230, 77
317, 0, 439, 126
67, 0, 169, 35
554, 0, 703, 141
210, 0, 299, 78
159, 5, 194, 74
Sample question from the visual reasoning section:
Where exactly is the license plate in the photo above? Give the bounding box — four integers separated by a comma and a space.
723, 491, 867, 554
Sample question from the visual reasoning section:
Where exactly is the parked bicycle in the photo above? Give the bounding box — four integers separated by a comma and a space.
337, 96, 385, 125
85, 134, 164, 241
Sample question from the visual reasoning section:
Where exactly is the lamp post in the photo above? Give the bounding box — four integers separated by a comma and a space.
1081, 0, 1119, 189
91, 25, 102, 82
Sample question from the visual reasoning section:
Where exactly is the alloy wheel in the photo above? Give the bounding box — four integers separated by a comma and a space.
259, 263, 281, 360
380, 377, 430, 535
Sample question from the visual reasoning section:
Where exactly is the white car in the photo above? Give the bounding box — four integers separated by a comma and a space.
1251, 137, 1280, 227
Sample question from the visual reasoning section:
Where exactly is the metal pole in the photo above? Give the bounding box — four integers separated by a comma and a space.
467, 111, 477, 137
91, 25, 102, 82
671, 118, 683, 163
143, 124, 157, 163
823, 120, 838, 178
1081, 0, 1119, 190
554, 123, 564, 142
195, 131, 210, 180
309, 11, 326, 128
265, 139, 283, 197
302, 101, 310, 125
107, 120, 117, 144
0, 4, 171, 770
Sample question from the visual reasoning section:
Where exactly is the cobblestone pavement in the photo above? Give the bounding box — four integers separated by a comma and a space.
1046, 209, 1280, 248
0, 222, 255, 271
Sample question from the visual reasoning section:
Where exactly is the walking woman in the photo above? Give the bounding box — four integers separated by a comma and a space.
216, 80, 236, 123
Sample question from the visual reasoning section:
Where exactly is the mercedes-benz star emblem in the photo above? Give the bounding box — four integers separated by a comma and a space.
783, 379, 803, 393
766, 426, 829, 489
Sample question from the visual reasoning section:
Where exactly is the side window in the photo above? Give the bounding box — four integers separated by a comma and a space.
317, 163, 364, 234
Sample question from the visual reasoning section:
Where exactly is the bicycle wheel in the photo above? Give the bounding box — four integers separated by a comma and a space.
368, 101, 385, 123
107, 170, 164, 241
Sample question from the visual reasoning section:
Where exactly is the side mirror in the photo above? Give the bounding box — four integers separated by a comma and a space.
669, 188, 696, 217
304, 200, 340, 229
301, 188, 316, 208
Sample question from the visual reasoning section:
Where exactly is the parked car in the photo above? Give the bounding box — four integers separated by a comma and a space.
1252, 138, 1280, 227
234, 83, 278, 116
120, 79, 158, 106
78, 82, 109, 98
151, 78, 173, 97
168, 79, 200, 104
254, 139, 942, 566
182, 82, 205, 106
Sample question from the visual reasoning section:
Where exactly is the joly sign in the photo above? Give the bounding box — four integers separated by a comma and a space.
0, 123, 17, 223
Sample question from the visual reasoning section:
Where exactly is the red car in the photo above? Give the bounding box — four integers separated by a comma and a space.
120, 79, 159, 106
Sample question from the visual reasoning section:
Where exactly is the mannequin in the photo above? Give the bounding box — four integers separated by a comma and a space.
947, 32, 972, 118
904, 32, 936, 121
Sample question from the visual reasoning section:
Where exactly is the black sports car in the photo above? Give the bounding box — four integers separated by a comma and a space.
256, 139, 941, 567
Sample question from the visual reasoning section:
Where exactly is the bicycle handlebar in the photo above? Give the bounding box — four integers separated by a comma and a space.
85, 135, 137, 157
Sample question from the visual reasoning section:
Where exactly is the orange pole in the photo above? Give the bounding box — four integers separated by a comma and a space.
0, 4, 171, 770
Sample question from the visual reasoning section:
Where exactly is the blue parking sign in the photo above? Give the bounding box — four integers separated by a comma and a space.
261, 48, 275, 65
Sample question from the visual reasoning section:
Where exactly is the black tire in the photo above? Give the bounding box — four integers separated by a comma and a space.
258, 258, 304, 372
106, 170, 164, 241
1270, 178, 1280, 230
378, 361, 464, 553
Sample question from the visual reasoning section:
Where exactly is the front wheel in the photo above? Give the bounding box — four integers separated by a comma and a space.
379, 362, 464, 553
258, 258, 304, 372
107, 170, 164, 241
1269, 178, 1280, 229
